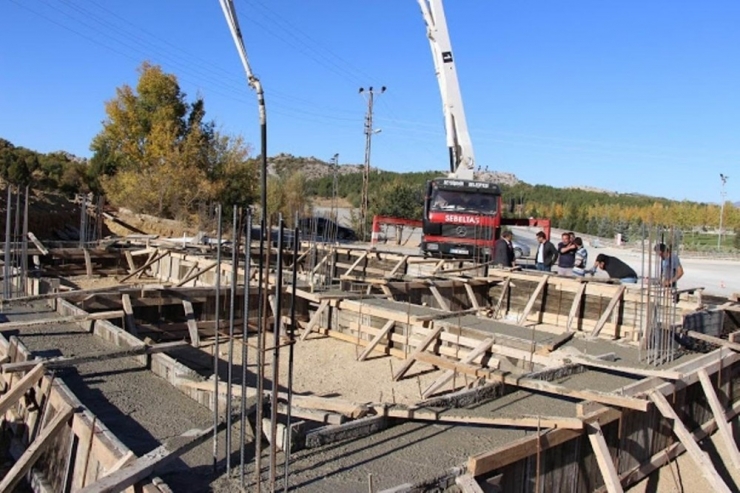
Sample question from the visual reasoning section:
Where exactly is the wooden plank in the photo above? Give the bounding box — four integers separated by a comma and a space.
1, 341, 187, 373
386, 254, 410, 278
182, 299, 200, 347
587, 422, 624, 493
411, 307, 481, 323
566, 282, 587, 331
379, 407, 584, 430
121, 294, 138, 337
357, 320, 395, 361
568, 357, 682, 380
518, 276, 548, 325
343, 251, 368, 276
648, 391, 731, 493
422, 337, 495, 397
124, 251, 136, 274
0, 405, 74, 492
455, 474, 484, 493
392, 325, 444, 381
413, 353, 649, 411
464, 283, 481, 310
491, 278, 511, 320
0, 310, 124, 330
697, 368, 740, 469
119, 250, 169, 282
27, 232, 50, 256
0, 364, 45, 417
174, 261, 218, 287
542, 332, 574, 352
429, 285, 451, 311
589, 285, 626, 338
300, 299, 330, 341
686, 330, 740, 352
83, 248, 94, 278
77, 426, 214, 493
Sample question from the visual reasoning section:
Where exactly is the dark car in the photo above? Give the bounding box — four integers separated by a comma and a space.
298, 217, 357, 242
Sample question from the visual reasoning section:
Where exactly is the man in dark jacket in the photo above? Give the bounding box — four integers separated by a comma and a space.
592, 254, 638, 283
556, 232, 577, 276
493, 230, 515, 267
534, 231, 557, 272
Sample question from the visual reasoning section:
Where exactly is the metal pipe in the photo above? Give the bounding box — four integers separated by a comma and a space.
226, 206, 239, 473
21, 185, 28, 297
213, 204, 223, 473
240, 212, 252, 487
13, 187, 20, 297
269, 217, 285, 490
283, 221, 299, 492
254, 216, 266, 491
4, 185, 12, 299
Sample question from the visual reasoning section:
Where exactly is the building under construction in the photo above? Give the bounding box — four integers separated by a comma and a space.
1, 207, 740, 493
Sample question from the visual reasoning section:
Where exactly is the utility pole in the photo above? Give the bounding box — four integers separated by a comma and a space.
719, 173, 729, 250
359, 86, 385, 240
330, 153, 339, 224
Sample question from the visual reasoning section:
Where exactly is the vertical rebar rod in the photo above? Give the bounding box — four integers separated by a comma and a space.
13, 187, 20, 297
213, 204, 223, 473
269, 217, 285, 490
638, 223, 645, 362
283, 222, 299, 492
79, 193, 86, 248
226, 206, 239, 474
21, 185, 29, 297
254, 216, 267, 491
240, 212, 252, 487
4, 185, 12, 299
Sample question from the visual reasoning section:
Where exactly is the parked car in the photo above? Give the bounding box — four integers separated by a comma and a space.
512, 240, 531, 259
298, 217, 357, 242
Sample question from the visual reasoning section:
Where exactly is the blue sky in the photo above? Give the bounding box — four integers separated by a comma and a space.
2, 1, 739, 204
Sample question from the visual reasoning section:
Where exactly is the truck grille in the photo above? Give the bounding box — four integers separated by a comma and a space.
439, 225, 493, 240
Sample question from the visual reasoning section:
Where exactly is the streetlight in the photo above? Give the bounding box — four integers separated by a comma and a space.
719, 173, 729, 250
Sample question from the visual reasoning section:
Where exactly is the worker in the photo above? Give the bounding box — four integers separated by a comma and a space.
591, 254, 638, 283
572, 237, 589, 276
556, 232, 577, 276
493, 230, 515, 268
534, 231, 557, 271
655, 243, 684, 288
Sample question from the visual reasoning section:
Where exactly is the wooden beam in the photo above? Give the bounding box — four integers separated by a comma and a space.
83, 248, 93, 278
119, 250, 170, 282
0, 405, 74, 492
310, 252, 331, 275
697, 368, 740, 469
568, 357, 682, 380
377, 406, 584, 429
429, 285, 451, 311
174, 261, 218, 287
589, 285, 626, 339
0, 364, 45, 416
587, 422, 624, 493
121, 294, 138, 337
392, 325, 444, 381
422, 337, 495, 397
357, 320, 395, 361
0, 310, 124, 330
27, 232, 49, 255
648, 391, 731, 493
1, 341, 187, 373
77, 426, 214, 493
566, 282, 587, 331
518, 276, 548, 325
124, 251, 136, 274
492, 278, 510, 319
181, 299, 200, 347
464, 283, 481, 310
686, 330, 740, 352
343, 251, 368, 276
542, 332, 575, 352
300, 299, 330, 341
411, 307, 480, 323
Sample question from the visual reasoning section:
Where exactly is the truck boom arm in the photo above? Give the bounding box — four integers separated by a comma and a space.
417, 0, 475, 180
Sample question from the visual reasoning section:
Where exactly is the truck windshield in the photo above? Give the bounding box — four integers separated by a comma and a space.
430, 189, 497, 214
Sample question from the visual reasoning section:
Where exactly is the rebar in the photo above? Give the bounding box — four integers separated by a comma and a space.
254, 215, 267, 491
226, 206, 239, 474
21, 185, 28, 297
212, 204, 223, 473
240, 211, 252, 487
269, 217, 285, 490
4, 185, 12, 299
283, 222, 299, 492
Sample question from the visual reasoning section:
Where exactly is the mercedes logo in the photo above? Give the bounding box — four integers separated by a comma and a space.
456, 226, 466, 237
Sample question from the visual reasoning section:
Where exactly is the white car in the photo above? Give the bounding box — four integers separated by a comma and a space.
512, 240, 531, 259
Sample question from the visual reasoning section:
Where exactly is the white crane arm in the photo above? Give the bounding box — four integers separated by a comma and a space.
417, 0, 475, 180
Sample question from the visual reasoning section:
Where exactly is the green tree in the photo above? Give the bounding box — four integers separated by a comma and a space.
734, 226, 740, 250
369, 180, 424, 244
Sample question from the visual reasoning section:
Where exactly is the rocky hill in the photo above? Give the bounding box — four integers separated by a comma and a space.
267, 153, 520, 185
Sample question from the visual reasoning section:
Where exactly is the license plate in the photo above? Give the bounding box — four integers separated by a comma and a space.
450, 248, 469, 255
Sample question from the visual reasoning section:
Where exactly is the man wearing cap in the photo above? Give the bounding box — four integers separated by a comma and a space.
655, 243, 684, 287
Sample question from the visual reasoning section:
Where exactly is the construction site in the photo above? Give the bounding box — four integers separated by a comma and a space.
3, 1, 740, 492
0, 190, 739, 493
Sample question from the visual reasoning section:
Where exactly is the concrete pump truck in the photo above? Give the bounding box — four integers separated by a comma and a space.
416, 0, 548, 260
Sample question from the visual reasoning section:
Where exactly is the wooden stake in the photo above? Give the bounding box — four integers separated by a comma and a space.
422, 337, 495, 398
587, 422, 624, 493
121, 294, 138, 337
174, 261, 218, 287
300, 299, 329, 341
392, 325, 444, 381
566, 282, 587, 331
648, 391, 731, 493
589, 285, 626, 339
492, 277, 510, 319
182, 299, 200, 347
0, 405, 74, 492
518, 276, 548, 325
697, 368, 740, 469
429, 285, 451, 312
119, 250, 169, 282
357, 320, 395, 361
0, 363, 45, 417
